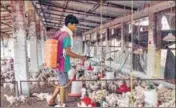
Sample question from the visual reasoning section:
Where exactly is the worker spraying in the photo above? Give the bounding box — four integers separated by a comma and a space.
46, 14, 87, 106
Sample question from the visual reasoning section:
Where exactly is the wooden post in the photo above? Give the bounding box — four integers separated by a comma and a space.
147, 11, 156, 78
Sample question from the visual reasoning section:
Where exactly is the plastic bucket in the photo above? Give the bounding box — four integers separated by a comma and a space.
70, 81, 82, 96
144, 89, 158, 106
106, 72, 114, 79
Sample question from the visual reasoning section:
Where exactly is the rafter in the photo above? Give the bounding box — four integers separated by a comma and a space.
45, 22, 92, 30
84, 1, 175, 35
37, 1, 115, 19
1, 22, 13, 28
45, 24, 90, 31
1, 31, 9, 35
38, 10, 101, 24
42, 16, 98, 27
73, 0, 137, 11
0, 3, 11, 13
31, 1, 46, 29
44, 15, 100, 24
60, 0, 69, 25
44, 20, 95, 28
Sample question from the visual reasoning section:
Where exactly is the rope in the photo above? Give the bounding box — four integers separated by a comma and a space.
130, 0, 134, 105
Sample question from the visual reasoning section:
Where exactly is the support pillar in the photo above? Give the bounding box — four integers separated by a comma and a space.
27, 4, 39, 75
11, 0, 29, 96
40, 27, 45, 65
36, 17, 42, 68
36, 20, 42, 67
155, 12, 163, 78
121, 23, 125, 52
38, 39, 42, 67
147, 12, 156, 78
30, 36, 39, 73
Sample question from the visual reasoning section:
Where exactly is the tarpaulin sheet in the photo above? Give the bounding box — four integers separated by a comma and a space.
133, 52, 147, 74
164, 49, 176, 79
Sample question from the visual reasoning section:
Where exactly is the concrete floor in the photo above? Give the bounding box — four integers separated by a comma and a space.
1, 84, 80, 107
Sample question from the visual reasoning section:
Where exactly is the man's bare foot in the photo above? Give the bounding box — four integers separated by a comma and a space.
48, 99, 56, 106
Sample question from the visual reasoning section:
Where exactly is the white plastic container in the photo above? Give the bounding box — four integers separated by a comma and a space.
70, 81, 82, 95
106, 72, 114, 79
93, 66, 100, 73
68, 68, 76, 80
144, 89, 158, 106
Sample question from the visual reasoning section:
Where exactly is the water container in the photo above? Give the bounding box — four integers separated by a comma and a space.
93, 66, 100, 73
44, 39, 58, 68
68, 68, 76, 80
106, 72, 114, 79
69, 81, 82, 96
144, 89, 158, 106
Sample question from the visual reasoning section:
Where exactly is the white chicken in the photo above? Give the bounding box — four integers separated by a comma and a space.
3, 83, 15, 92
101, 81, 107, 89
80, 87, 86, 99
4, 94, 17, 106
54, 80, 59, 85
32, 93, 49, 100
3, 83, 8, 89
54, 103, 66, 107
45, 94, 52, 103
47, 77, 56, 85
17, 95, 27, 103
39, 81, 45, 87
102, 100, 109, 107
9, 83, 15, 92
89, 83, 99, 91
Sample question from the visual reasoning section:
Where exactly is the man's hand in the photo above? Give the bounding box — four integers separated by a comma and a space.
80, 56, 87, 61
65, 47, 87, 61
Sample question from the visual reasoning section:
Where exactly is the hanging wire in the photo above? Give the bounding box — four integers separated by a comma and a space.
100, 0, 103, 78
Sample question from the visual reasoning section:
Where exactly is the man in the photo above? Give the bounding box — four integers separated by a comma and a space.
48, 14, 87, 105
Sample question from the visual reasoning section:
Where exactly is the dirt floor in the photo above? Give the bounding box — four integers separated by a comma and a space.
1, 84, 80, 107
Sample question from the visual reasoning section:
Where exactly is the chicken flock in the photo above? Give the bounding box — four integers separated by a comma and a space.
1, 58, 175, 107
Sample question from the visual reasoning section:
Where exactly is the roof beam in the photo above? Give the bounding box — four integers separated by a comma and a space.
73, 0, 137, 11
46, 23, 90, 31
1, 15, 11, 18
37, 1, 115, 19
83, 1, 175, 35
45, 22, 92, 30
43, 16, 99, 27
0, 3, 11, 13
1, 22, 13, 28
60, 0, 69, 25
37, 5, 106, 18
38, 9, 100, 24
39, 3, 46, 23
31, 1, 46, 29
104, 1, 137, 11
1, 32, 10, 36
44, 20, 95, 28
1, 30, 12, 33
39, 7, 90, 17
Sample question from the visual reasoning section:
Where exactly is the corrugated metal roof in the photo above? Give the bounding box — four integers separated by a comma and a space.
0, 0, 161, 37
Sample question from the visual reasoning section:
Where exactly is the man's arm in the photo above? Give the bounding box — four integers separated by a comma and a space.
65, 47, 86, 60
